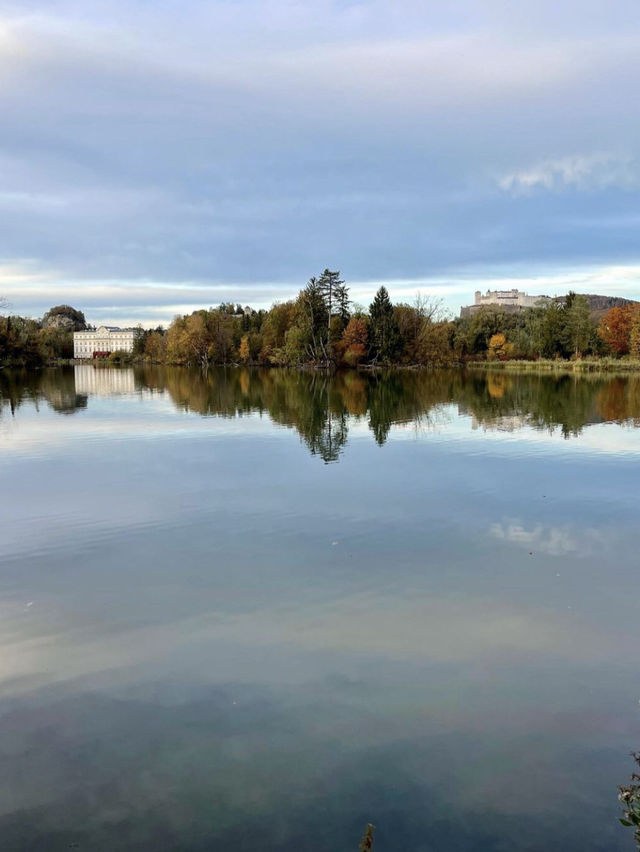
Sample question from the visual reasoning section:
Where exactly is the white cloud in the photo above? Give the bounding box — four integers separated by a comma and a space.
4, 260, 640, 326
489, 520, 607, 557
498, 153, 639, 194
1, 1, 640, 307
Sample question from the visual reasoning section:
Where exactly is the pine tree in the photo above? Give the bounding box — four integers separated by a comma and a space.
297, 277, 329, 362
318, 269, 349, 329
335, 281, 350, 323
369, 286, 400, 362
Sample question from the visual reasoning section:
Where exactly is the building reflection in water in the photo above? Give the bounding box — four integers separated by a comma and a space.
74, 365, 136, 396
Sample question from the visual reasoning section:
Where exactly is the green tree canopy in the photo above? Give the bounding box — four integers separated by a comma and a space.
369, 286, 400, 363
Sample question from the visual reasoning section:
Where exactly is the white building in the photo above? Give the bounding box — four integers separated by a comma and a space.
460, 289, 551, 317
473, 289, 549, 309
74, 326, 137, 359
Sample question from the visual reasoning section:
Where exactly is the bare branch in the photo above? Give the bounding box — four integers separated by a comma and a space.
414, 292, 446, 322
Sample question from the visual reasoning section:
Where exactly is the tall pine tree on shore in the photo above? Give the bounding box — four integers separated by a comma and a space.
369, 286, 400, 363
318, 269, 350, 328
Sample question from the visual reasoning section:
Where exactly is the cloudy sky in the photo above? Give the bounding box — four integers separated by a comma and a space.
1, 0, 639, 326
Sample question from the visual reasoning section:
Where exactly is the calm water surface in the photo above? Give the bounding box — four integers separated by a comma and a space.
1, 366, 639, 851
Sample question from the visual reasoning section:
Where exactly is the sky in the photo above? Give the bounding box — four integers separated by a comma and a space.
1, 0, 639, 327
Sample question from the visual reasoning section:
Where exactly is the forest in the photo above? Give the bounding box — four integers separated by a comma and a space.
2, 270, 640, 368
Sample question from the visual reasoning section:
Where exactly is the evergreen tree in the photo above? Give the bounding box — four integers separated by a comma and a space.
564, 292, 595, 357
538, 301, 567, 357
369, 286, 400, 362
335, 281, 350, 324
297, 277, 329, 362
318, 269, 349, 328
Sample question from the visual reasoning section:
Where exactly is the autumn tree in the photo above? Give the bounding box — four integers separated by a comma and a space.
0, 315, 41, 365
208, 310, 236, 363
630, 312, 640, 359
598, 306, 637, 356
38, 325, 74, 360
165, 316, 188, 364
238, 332, 262, 363
341, 316, 368, 366
239, 334, 251, 363
185, 313, 211, 366
487, 332, 508, 360
394, 304, 419, 361
416, 321, 457, 365
144, 330, 166, 362
395, 294, 445, 362
464, 307, 506, 355
260, 301, 295, 362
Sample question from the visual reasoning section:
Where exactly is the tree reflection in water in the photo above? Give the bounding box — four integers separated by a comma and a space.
2, 366, 640, 461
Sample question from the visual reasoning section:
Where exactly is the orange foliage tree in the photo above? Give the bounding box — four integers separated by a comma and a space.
341, 316, 369, 366
598, 306, 640, 356
630, 312, 640, 358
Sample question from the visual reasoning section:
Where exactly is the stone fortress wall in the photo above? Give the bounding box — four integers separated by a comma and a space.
460, 289, 638, 318
474, 289, 550, 309
460, 289, 550, 317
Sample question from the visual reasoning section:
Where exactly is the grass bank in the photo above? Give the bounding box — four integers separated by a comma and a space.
468, 357, 640, 374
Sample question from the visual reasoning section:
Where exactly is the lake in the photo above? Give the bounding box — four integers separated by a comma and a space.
0, 365, 639, 851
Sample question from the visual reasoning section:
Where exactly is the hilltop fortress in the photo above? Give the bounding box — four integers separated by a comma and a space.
460, 289, 637, 318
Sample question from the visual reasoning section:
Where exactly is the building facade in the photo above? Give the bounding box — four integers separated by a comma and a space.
473, 289, 549, 309
460, 289, 550, 317
73, 326, 137, 358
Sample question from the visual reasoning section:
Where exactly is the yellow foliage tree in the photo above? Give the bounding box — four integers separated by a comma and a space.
239, 334, 250, 363
630, 312, 640, 359
488, 333, 507, 360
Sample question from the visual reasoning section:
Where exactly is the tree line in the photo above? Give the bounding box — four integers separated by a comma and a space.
2, 272, 640, 367
136, 275, 640, 367
0, 305, 87, 365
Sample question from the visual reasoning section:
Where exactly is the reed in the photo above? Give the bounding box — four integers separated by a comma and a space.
469, 357, 640, 374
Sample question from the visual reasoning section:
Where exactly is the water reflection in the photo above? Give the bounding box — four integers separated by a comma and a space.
0, 368, 87, 416
3, 366, 640, 460
74, 364, 136, 395
1, 365, 639, 851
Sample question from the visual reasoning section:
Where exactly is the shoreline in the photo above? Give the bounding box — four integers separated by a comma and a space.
4, 357, 640, 375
